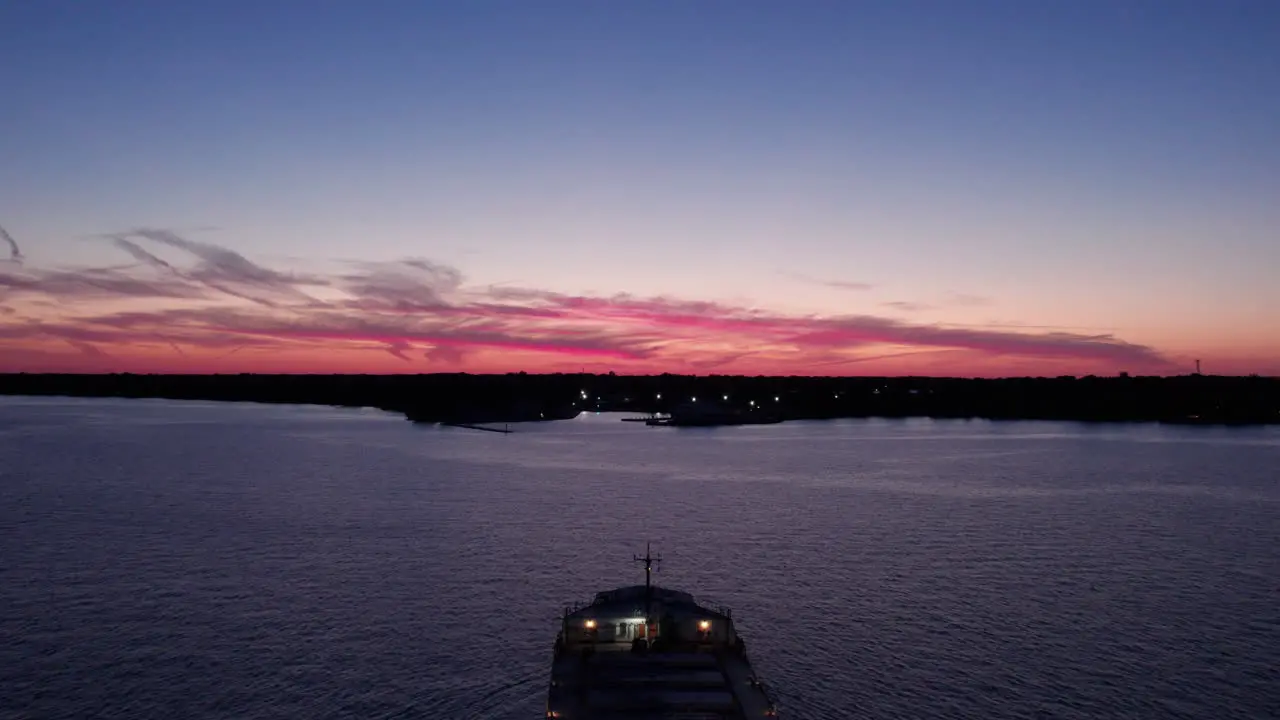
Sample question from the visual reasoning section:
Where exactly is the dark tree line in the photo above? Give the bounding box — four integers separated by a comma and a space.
1, 372, 1277, 425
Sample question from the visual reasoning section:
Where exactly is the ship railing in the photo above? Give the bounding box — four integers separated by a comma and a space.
693, 594, 734, 619
561, 599, 591, 616
562, 596, 735, 621
749, 676, 780, 716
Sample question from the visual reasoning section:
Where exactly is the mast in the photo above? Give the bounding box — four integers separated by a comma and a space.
633, 542, 660, 589
632, 542, 661, 641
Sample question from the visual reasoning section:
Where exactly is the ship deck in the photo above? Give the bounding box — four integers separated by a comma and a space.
548, 643, 775, 719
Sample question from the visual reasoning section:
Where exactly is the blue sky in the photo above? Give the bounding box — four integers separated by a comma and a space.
2, 1, 1278, 374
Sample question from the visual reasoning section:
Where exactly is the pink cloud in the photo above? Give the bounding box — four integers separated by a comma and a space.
0, 227, 1190, 375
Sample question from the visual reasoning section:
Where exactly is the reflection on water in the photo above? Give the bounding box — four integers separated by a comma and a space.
2, 398, 1278, 719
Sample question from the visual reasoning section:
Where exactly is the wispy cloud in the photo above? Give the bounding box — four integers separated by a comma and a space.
0, 225, 22, 264
880, 293, 992, 313
65, 339, 107, 358
385, 340, 412, 362
881, 301, 933, 312
0, 266, 209, 300
812, 348, 957, 367
424, 345, 466, 365
337, 259, 463, 311
108, 228, 325, 306
109, 234, 179, 272
784, 272, 873, 291
0, 226, 1176, 374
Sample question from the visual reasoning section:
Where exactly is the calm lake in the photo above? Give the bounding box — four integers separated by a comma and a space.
2, 397, 1278, 719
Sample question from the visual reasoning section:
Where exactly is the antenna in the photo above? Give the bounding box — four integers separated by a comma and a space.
632, 542, 661, 590
632, 542, 662, 637
1195, 359, 1202, 375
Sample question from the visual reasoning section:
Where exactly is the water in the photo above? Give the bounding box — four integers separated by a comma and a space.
2, 397, 1278, 719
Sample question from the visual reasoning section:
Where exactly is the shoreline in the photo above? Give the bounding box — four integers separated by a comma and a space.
2, 372, 1277, 427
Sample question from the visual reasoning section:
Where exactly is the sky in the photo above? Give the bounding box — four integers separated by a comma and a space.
2, 0, 1278, 376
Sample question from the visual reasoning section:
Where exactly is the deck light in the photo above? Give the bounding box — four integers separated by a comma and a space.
584, 619, 597, 629
698, 620, 711, 631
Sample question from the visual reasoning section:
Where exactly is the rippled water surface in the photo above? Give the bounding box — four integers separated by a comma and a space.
3, 397, 1279, 719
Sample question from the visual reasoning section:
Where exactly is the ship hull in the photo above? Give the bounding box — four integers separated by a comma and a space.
547, 584, 778, 718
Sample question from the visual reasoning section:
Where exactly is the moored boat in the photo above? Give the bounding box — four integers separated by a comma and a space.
643, 400, 782, 427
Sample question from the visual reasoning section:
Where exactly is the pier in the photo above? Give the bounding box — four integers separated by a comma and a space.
440, 423, 513, 434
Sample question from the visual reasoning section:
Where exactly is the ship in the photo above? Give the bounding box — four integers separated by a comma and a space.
545, 545, 779, 718
644, 400, 783, 427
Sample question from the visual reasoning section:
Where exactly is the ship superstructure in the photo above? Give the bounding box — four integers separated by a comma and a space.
546, 545, 779, 718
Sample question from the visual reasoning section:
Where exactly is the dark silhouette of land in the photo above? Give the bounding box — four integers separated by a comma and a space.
1, 373, 1277, 426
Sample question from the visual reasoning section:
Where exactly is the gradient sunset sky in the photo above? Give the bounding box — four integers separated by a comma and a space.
2, 1, 1278, 376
